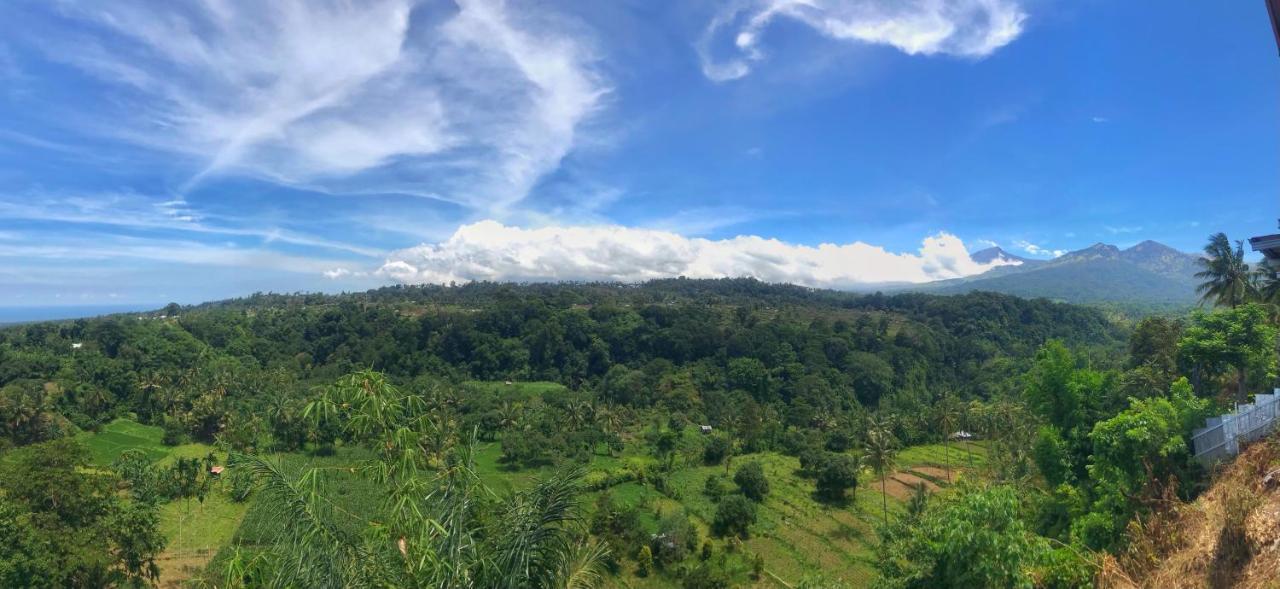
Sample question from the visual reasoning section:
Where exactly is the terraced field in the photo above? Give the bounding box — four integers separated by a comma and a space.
79, 417, 169, 465
466, 429, 989, 588
590, 440, 988, 588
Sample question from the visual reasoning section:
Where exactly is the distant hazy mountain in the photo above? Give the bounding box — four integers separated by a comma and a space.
920, 240, 1203, 310
968, 246, 1038, 266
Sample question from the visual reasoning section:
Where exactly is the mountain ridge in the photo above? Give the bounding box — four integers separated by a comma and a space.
922, 239, 1205, 311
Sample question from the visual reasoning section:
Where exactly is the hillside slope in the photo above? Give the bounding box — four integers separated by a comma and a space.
1101, 434, 1280, 588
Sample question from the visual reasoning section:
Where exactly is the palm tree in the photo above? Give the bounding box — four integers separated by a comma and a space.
864, 417, 899, 526
936, 396, 961, 483
1196, 233, 1255, 308
497, 402, 523, 433
1254, 260, 1280, 317
965, 400, 982, 469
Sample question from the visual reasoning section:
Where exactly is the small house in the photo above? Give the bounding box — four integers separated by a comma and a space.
70, 342, 83, 350
209, 465, 225, 477
699, 425, 713, 434
948, 431, 974, 441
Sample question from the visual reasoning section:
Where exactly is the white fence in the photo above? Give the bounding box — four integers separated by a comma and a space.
1191, 389, 1280, 464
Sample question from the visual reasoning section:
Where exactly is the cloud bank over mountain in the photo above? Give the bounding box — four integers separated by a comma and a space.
376, 221, 1015, 287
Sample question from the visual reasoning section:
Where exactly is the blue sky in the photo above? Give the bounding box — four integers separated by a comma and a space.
0, 0, 1276, 306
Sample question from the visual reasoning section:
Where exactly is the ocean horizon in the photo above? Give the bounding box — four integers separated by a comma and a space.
0, 304, 159, 325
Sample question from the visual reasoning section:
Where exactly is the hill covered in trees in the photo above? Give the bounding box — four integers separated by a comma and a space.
1, 277, 1274, 588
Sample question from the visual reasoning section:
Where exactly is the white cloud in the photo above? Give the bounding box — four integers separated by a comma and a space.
973, 238, 999, 249
698, 0, 1028, 82
0, 192, 382, 257
322, 268, 352, 279
31, 0, 607, 211
1104, 225, 1142, 235
1091, 116, 1109, 123
1014, 239, 1065, 258
377, 220, 1016, 287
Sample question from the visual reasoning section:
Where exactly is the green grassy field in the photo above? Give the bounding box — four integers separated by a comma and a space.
196, 446, 384, 585
78, 418, 169, 466
77, 418, 240, 587
156, 488, 250, 588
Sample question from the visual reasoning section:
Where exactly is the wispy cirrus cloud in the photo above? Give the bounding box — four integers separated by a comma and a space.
21, 0, 607, 212
377, 220, 1015, 287
698, 0, 1028, 82
0, 192, 383, 257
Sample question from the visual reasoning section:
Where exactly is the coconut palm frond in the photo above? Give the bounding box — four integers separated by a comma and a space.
555, 539, 610, 589
487, 466, 590, 589
229, 453, 365, 589
1195, 233, 1255, 307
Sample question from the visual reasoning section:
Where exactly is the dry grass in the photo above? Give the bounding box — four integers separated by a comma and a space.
1101, 435, 1280, 589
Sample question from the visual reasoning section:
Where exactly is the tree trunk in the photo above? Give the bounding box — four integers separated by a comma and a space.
943, 438, 951, 483
881, 477, 888, 526
1238, 364, 1248, 404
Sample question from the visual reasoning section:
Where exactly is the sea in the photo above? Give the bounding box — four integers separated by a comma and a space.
0, 304, 158, 325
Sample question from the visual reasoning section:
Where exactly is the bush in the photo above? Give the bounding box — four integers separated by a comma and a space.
703, 435, 731, 465
734, 462, 769, 502
637, 545, 653, 577
652, 510, 698, 567
713, 495, 756, 538
161, 416, 187, 446
500, 430, 554, 468
815, 453, 860, 502
683, 561, 732, 589
876, 485, 1046, 588
798, 446, 826, 477
703, 474, 727, 501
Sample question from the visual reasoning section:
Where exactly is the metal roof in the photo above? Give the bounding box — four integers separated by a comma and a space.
1249, 234, 1280, 259
1270, 0, 1280, 55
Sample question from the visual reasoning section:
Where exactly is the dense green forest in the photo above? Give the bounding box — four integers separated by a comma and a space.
0, 274, 1275, 588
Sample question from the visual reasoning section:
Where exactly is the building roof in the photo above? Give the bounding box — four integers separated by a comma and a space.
1250, 234, 1280, 260
1269, 0, 1280, 55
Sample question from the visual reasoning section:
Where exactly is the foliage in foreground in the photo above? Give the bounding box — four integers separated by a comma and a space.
875, 484, 1093, 589
215, 371, 607, 589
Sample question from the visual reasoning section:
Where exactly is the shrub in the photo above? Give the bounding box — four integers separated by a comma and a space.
683, 561, 732, 589
637, 545, 653, 577
703, 435, 731, 465
713, 495, 756, 538
161, 416, 187, 446
734, 462, 769, 502
652, 510, 698, 567
703, 474, 727, 501
815, 453, 860, 502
